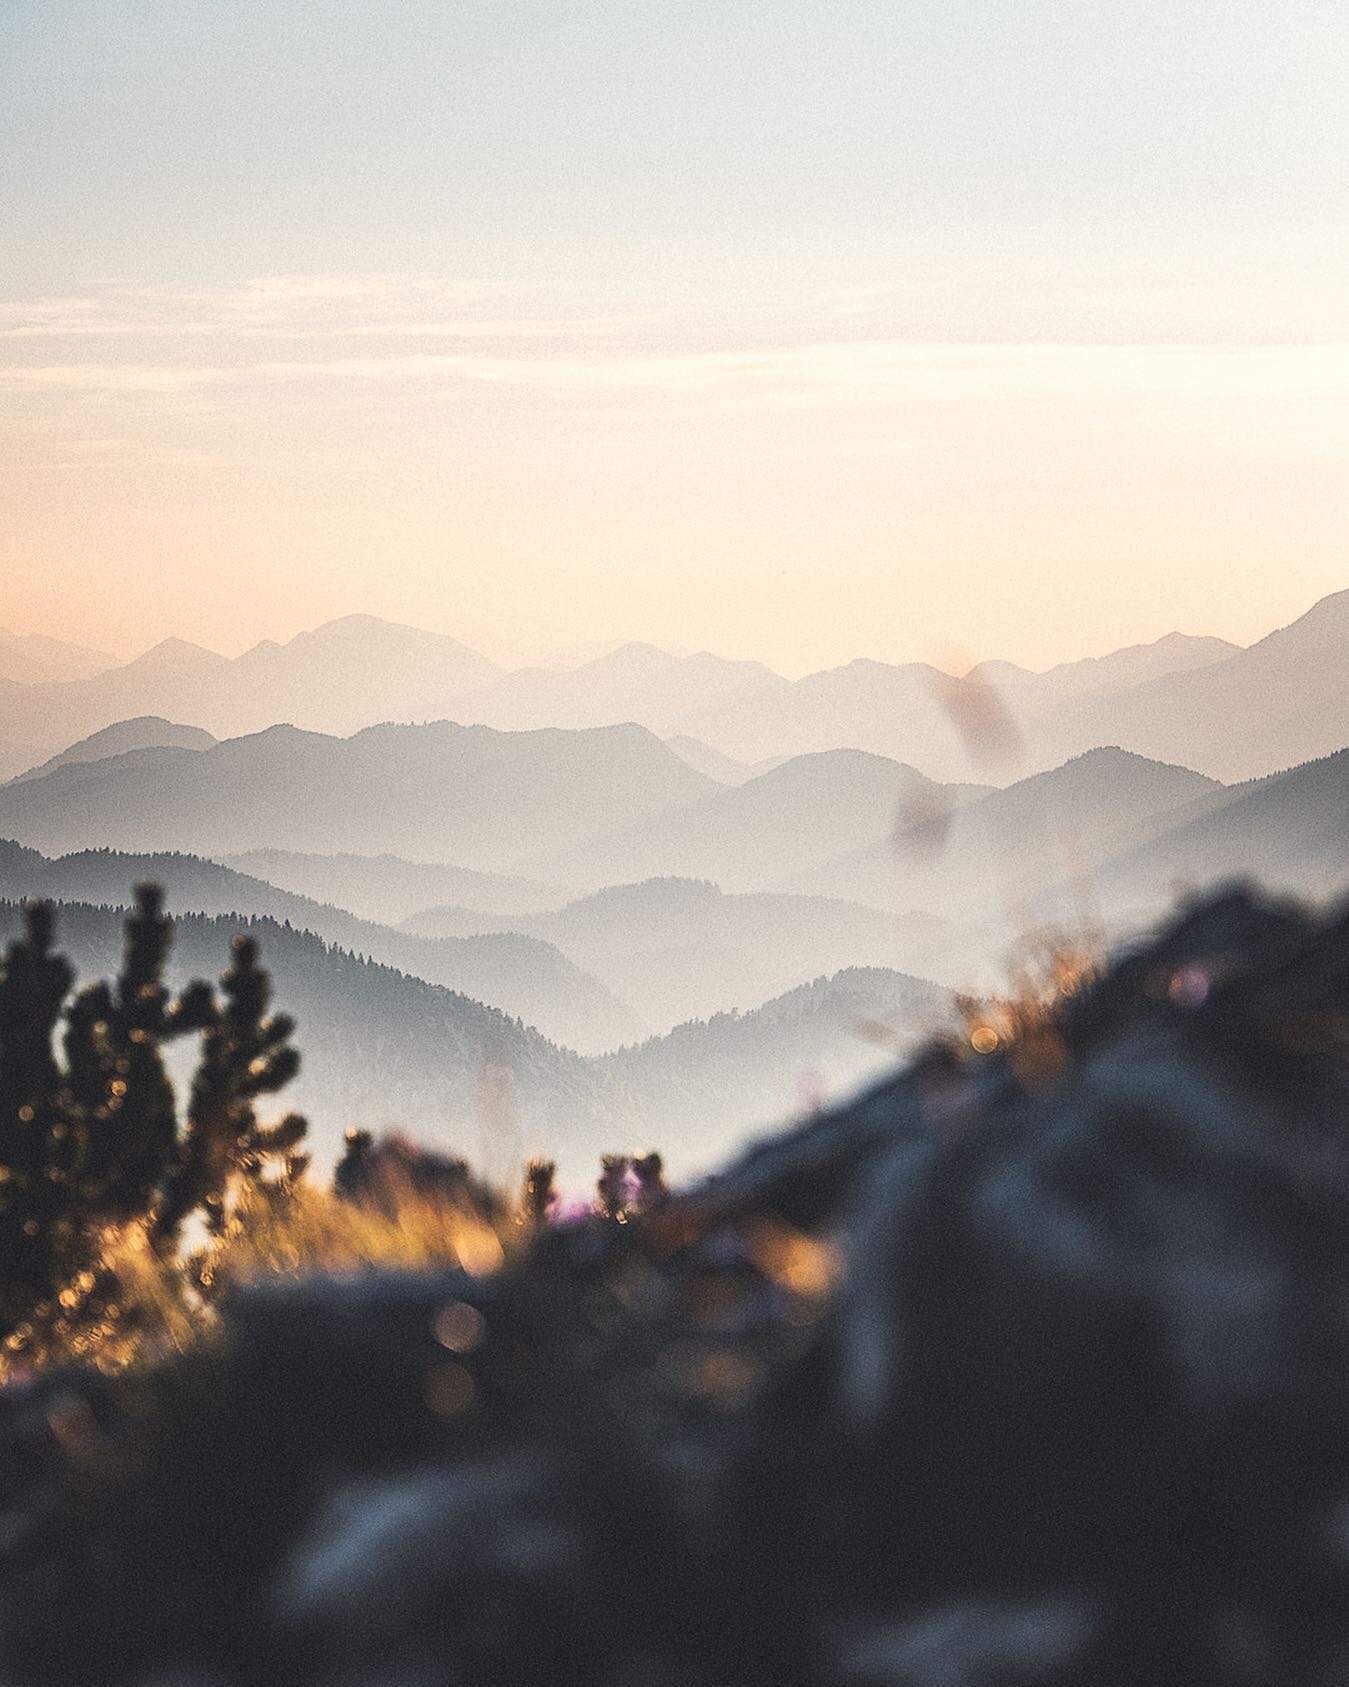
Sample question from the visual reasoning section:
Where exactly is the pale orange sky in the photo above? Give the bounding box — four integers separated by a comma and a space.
3, 3, 1347, 675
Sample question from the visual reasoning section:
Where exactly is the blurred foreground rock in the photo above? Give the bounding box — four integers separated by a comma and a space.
1, 884, 1348, 1685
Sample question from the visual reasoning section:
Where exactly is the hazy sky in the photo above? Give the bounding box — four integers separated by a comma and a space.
3, 0, 1347, 673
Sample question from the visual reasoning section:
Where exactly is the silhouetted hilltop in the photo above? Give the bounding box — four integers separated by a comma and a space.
529, 748, 988, 891
7, 716, 216, 784
600, 963, 952, 1166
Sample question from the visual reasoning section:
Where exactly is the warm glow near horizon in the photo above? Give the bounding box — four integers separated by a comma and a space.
3, 2, 1347, 675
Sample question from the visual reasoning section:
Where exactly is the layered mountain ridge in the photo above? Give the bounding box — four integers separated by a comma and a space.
4, 591, 1345, 784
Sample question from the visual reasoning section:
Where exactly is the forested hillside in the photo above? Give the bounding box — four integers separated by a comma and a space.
0, 843, 637, 1053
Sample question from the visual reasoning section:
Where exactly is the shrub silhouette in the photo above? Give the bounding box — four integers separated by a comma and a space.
333, 1128, 497, 1224
0, 887, 305, 1344
521, 1156, 556, 1227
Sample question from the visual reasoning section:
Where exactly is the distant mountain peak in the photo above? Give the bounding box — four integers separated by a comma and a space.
1150, 630, 1234, 652
582, 640, 770, 673
966, 658, 1032, 682
760, 746, 921, 775
107, 713, 202, 733
310, 613, 397, 632
1079, 630, 1236, 663
1065, 744, 1151, 766
207, 722, 338, 756
0, 629, 113, 655
574, 876, 723, 910
146, 637, 217, 657
588, 641, 683, 672
293, 613, 429, 641
273, 614, 500, 664
1020, 744, 1220, 790
7, 715, 217, 786
125, 638, 229, 673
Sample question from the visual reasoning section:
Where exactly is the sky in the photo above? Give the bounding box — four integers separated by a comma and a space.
2, 0, 1347, 675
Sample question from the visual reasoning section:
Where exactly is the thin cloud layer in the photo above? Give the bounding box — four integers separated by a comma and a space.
4, 288, 1348, 409
5, 275, 1347, 675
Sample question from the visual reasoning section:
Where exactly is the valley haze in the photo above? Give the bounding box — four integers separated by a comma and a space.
1, 585, 1345, 1178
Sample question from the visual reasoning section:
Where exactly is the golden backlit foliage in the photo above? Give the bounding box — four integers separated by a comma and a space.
0, 1173, 518, 1384
955, 924, 1103, 1087
0, 1137, 854, 1389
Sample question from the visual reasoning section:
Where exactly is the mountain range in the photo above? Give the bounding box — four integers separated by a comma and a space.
790, 744, 1349, 962
220, 849, 567, 925
966, 631, 1238, 707
668, 605, 1343, 783
0, 841, 634, 1055
0, 836, 962, 1043
520, 749, 990, 891
1021, 589, 1349, 781
450, 642, 775, 735
2, 725, 1345, 1003
0, 616, 499, 771
785, 747, 1223, 917
403, 876, 959, 1025
2, 587, 1346, 785
0, 719, 714, 864
1089, 747, 1349, 920
0, 627, 115, 688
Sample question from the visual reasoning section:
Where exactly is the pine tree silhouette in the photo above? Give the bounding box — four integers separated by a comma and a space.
0, 901, 79, 1334
0, 890, 306, 1339
63, 885, 215, 1227
156, 933, 307, 1242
